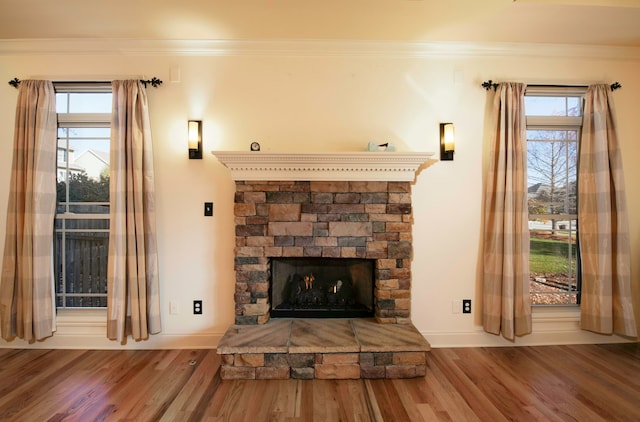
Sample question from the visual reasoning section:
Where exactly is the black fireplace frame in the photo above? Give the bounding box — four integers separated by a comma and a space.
269, 257, 375, 319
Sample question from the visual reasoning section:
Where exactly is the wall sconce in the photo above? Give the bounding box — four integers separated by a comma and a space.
440, 123, 455, 161
188, 120, 202, 159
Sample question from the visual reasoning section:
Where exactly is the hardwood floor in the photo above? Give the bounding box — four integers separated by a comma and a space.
0, 343, 638, 421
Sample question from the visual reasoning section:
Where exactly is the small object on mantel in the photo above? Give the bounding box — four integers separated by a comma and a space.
250, 141, 260, 151
367, 142, 396, 152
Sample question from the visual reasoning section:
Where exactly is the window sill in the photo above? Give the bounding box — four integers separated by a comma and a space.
532, 305, 580, 323
56, 308, 107, 328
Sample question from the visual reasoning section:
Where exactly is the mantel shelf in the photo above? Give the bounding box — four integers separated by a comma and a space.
211, 151, 436, 182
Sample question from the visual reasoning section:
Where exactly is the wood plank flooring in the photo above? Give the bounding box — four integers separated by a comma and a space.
0, 343, 638, 421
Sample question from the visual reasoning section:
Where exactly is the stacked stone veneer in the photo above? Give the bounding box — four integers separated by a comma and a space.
233, 180, 413, 325
221, 351, 427, 380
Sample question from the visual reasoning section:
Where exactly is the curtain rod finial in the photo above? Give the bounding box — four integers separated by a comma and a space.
8, 77, 20, 88
482, 80, 498, 91
610, 82, 621, 91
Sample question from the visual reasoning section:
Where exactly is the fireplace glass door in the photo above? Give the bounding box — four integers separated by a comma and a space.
270, 258, 374, 318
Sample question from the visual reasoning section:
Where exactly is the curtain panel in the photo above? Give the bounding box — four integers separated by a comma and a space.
0, 80, 57, 342
482, 83, 532, 341
107, 80, 161, 342
578, 85, 637, 337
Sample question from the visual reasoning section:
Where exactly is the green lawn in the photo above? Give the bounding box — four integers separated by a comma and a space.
529, 236, 576, 274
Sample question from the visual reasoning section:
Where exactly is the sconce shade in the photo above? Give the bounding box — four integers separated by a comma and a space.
188, 120, 202, 159
440, 123, 455, 161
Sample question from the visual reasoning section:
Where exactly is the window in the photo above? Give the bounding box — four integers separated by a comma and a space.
55, 83, 111, 308
525, 87, 584, 306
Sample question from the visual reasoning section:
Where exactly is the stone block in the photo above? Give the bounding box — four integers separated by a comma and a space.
374, 353, 393, 366
322, 247, 341, 258
246, 236, 274, 247
235, 247, 264, 257
359, 353, 374, 367
315, 364, 361, 379
322, 353, 359, 364
376, 279, 399, 290
334, 193, 361, 203
293, 193, 311, 203
291, 367, 315, 380
329, 222, 372, 237
387, 204, 412, 215
242, 302, 270, 316
337, 237, 367, 247
314, 236, 337, 247
221, 354, 234, 365
361, 193, 388, 204
257, 367, 290, 379
388, 182, 411, 193
243, 191, 266, 203
394, 298, 411, 310
268, 222, 313, 236
269, 204, 302, 222
263, 247, 283, 257
340, 213, 369, 222
386, 222, 412, 233
303, 247, 322, 257
221, 366, 256, 380
387, 241, 412, 259
294, 236, 315, 246
274, 236, 294, 246
301, 203, 329, 214
365, 204, 387, 214
301, 213, 317, 222
388, 193, 412, 204
266, 191, 293, 203
393, 352, 426, 365
257, 314, 270, 324
235, 315, 258, 325
361, 366, 386, 379
340, 247, 357, 258
311, 193, 334, 204
234, 203, 256, 217
282, 247, 305, 257
369, 213, 403, 222
234, 353, 265, 367
289, 353, 315, 368
328, 204, 365, 215
265, 353, 289, 367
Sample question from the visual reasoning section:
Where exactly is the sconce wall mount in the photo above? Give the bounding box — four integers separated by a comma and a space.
188, 120, 202, 159
440, 123, 455, 161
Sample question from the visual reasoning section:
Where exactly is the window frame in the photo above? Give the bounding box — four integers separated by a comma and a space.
525, 85, 585, 307
55, 82, 112, 310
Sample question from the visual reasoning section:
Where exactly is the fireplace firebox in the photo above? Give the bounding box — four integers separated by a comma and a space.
270, 258, 374, 318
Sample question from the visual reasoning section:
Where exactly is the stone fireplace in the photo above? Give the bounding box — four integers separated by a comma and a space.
215, 151, 434, 325
214, 151, 435, 380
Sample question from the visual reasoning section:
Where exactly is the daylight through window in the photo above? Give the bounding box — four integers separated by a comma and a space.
525, 87, 584, 306
55, 83, 111, 308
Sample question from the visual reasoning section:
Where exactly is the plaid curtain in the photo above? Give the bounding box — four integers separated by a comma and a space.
482, 83, 532, 341
578, 85, 637, 337
0, 80, 57, 342
107, 80, 161, 342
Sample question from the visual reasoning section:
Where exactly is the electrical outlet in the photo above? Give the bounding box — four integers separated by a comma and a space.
169, 301, 179, 315
204, 202, 213, 217
462, 299, 472, 314
193, 300, 202, 315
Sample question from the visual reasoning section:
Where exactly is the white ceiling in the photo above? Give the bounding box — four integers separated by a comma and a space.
1, 0, 639, 47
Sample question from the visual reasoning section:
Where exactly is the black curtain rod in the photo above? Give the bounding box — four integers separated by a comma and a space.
8, 77, 163, 89
481, 80, 621, 92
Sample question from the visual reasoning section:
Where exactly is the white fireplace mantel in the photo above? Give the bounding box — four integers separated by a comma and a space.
211, 151, 436, 182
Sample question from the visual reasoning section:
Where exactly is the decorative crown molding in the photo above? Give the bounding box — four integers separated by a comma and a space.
211, 151, 436, 182
1, 39, 640, 61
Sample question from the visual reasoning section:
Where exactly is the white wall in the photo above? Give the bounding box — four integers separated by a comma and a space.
0, 41, 638, 349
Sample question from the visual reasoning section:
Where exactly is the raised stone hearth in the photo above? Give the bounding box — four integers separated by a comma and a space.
217, 318, 431, 380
